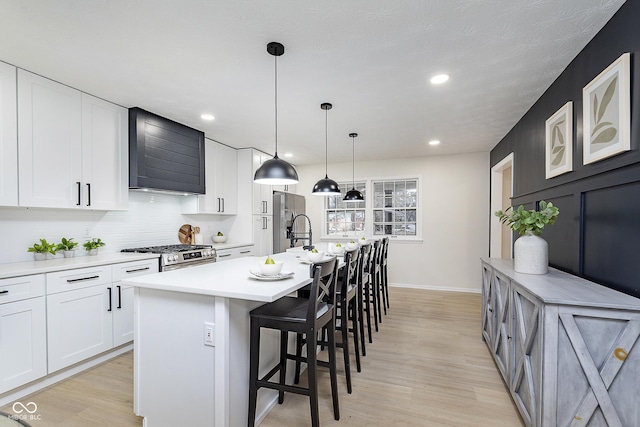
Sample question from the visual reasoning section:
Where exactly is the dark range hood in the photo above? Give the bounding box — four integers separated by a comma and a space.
129, 107, 206, 195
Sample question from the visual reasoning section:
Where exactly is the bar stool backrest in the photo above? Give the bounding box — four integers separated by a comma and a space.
308, 257, 339, 324
343, 247, 360, 289
358, 243, 371, 285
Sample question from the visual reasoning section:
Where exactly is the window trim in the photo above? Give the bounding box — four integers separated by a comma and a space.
321, 175, 422, 242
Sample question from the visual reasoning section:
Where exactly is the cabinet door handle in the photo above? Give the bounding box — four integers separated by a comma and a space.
221, 198, 225, 212
67, 275, 100, 283
217, 198, 221, 212
117, 285, 122, 309
0, 290, 8, 294
107, 287, 112, 312
125, 267, 150, 273
86, 183, 91, 206
76, 181, 81, 206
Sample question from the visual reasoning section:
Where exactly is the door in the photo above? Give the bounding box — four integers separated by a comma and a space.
0, 61, 17, 206
81, 93, 128, 210
113, 284, 134, 346
18, 69, 82, 208
0, 297, 47, 393
490, 153, 514, 258
47, 285, 113, 372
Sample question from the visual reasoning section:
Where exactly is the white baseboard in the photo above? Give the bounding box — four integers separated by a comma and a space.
0, 343, 133, 407
390, 282, 481, 294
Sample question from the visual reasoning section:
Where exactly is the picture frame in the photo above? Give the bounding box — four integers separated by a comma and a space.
582, 52, 630, 165
545, 101, 573, 179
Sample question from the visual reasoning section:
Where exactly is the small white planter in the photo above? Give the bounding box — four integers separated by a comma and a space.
63, 250, 75, 258
34, 252, 46, 261
514, 232, 548, 274
88, 248, 99, 256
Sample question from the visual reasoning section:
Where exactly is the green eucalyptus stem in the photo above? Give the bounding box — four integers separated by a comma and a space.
495, 200, 559, 236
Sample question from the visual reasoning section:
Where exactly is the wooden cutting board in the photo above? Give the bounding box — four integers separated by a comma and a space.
179, 224, 192, 244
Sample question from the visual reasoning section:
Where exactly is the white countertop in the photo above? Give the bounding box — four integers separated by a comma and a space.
0, 253, 160, 279
123, 252, 338, 302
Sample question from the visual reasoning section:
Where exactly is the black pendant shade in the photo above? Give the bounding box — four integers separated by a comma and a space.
254, 42, 299, 185
312, 103, 341, 196
343, 132, 364, 202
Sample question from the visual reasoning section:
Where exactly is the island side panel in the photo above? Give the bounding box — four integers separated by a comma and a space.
134, 287, 216, 426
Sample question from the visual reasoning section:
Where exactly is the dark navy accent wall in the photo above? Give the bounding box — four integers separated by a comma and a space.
490, 0, 640, 298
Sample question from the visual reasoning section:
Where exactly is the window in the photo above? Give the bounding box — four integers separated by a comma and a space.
325, 182, 366, 237
373, 179, 417, 236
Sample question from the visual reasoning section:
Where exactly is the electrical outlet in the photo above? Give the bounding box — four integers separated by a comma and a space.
204, 322, 215, 347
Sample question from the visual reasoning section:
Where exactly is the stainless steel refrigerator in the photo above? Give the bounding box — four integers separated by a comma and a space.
273, 191, 308, 253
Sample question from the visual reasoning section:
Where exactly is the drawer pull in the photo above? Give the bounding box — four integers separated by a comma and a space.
219, 253, 231, 258
66, 275, 100, 283
240, 250, 251, 254
0, 290, 8, 294
125, 267, 150, 273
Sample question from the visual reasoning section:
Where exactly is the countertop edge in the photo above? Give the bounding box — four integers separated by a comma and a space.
0, 253, 160, 279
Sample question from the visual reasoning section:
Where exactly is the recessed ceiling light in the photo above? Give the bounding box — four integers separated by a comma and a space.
429, 140, 441, 146
200, 114, 215, 121
283, 153, 293, 158
430, 74, 449, 85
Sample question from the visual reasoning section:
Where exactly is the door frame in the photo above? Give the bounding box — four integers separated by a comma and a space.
490, 153, 514, 258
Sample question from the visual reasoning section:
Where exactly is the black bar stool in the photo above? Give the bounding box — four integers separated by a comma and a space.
370, 240, 383, 329
335, 247, 361, 387
248, 257, 340, 427
357, 242, 372, 354
380, 237, 390, 313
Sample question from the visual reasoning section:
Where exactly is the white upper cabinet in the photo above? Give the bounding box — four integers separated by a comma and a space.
17, 69, 127, 210
0, 61, 17, 206
183, 139, 237, 215
81, 93, 128, 210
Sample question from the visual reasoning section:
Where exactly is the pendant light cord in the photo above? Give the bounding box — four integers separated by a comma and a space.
274, 52, 278, 157
352, 135, 355, 187
325, 107, 328, 178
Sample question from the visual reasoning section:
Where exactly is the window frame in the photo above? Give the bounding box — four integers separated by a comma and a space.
321, 176, 421, 242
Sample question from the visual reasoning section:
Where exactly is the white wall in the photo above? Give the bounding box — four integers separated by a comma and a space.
295, 151, 490, 292
0, 191, 238, 264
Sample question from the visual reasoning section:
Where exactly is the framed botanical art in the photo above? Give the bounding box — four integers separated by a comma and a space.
545, 101, 573, 179
582, 52, 630, 165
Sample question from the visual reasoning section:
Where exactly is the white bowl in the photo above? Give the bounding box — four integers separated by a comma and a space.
345, 242, 359, 251
331, 245, 345, 255
212, 235, 227, 243
258, 261, 283, 276
307, 251, 325, 263
358, 238, 369, 246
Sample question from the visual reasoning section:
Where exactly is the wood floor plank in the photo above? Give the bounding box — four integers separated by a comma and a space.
1, 287, 523, 426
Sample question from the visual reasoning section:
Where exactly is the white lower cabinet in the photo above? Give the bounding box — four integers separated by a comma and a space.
253, 215, 273, 257
46, 259, 158, 373
215, 245, 254, 261
482, 259, 640, 427
0, 275, 47, 394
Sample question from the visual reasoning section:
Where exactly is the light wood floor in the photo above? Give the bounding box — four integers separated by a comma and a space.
2, 287, 523, 426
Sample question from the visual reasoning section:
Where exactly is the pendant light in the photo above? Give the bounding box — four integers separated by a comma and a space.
254, 42, 299, 185
343, 133, 364, 202
312, 103, 341, 196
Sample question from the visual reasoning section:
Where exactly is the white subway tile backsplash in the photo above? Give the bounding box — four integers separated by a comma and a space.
0, 192, 238, 264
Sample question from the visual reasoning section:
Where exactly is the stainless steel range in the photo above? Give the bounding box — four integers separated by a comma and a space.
121, 244, 216, 271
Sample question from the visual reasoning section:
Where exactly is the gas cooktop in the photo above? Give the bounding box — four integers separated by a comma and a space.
121, 244, 213, 254
121, 244, 216, 271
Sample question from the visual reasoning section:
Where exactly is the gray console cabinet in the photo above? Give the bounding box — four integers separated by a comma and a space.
481, 259, 640, 427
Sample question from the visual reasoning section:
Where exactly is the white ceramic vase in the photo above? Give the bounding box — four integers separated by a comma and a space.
514, 231, 548, 274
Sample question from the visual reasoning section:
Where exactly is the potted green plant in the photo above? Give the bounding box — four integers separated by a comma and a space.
56, 237, 79, 258
495, 200, 559, 274
28, 238, 57, 261
83, 238, 106, 256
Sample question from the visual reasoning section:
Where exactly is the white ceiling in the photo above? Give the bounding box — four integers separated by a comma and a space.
0, 0, 626, 165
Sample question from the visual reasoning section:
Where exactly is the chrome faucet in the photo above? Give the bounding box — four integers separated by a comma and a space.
290, 214, 313, 250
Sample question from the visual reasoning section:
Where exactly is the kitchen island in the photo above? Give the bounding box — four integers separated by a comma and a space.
123, 251, 317, 427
